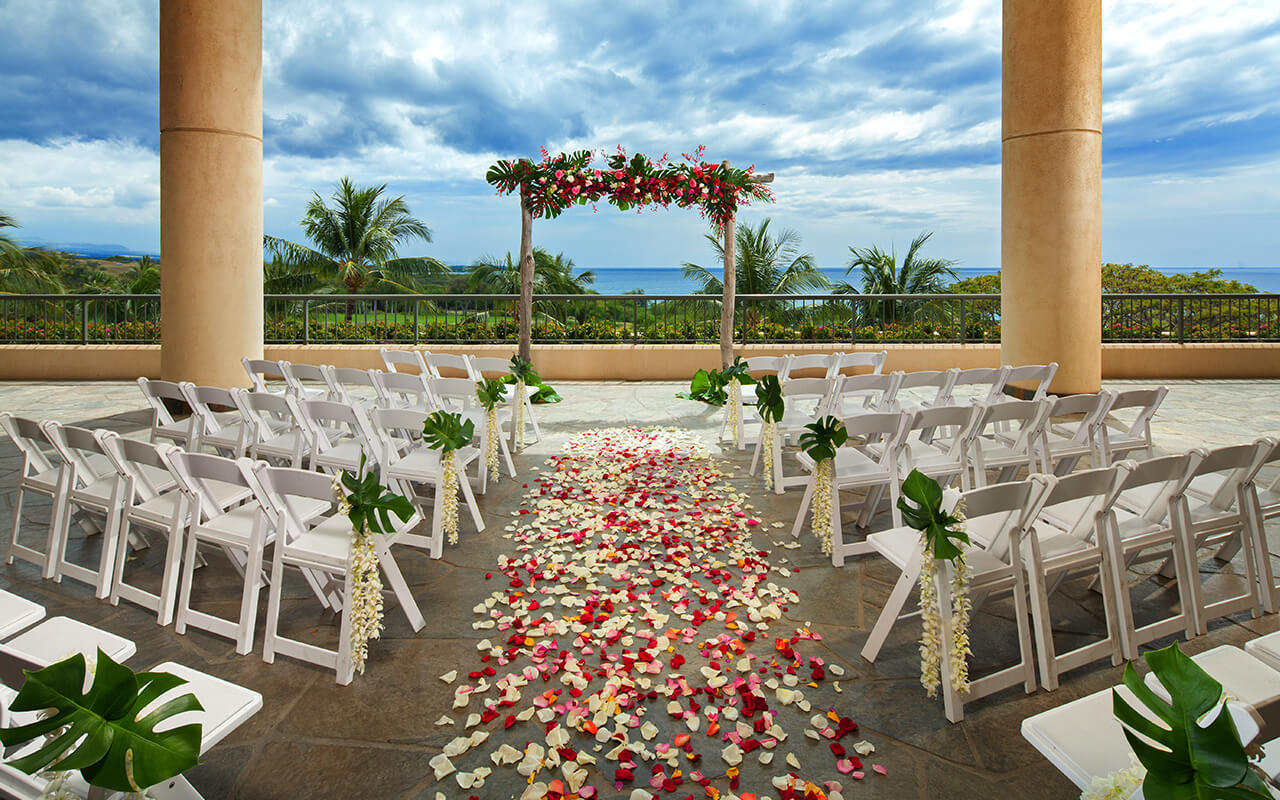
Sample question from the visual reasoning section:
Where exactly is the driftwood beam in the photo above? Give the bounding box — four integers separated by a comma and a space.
750, 172, 775, 183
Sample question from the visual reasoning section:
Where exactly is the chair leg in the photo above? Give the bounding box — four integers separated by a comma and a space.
1024, 556, 1059, 691
378, 544, 425, 631
235, 540, 263, 656
335, 569, 355, 686
791, 479, 814, 539
1008, 559, 1038, 694
174, 531, 201, 636
936, 566, 964, 723
262, 544, 287, 665
156, 513, 186, 627
5, 486, 24, 565
772, 439, 785, 495
861, 556, 920, 663
500, 432, 517, 478
429, 484, 445, 559
458, 464, 485, 532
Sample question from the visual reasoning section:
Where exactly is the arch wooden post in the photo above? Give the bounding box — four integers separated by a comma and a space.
720, 166, 737, 369
518, 188, 534, 362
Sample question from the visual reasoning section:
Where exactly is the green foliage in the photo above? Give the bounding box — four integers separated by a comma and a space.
754, 374, 785, 423
475, 378, 507, 410
720, 356, 757, 386
834, 231, 958, 323
947, 265, 1260, 295
898, 469, 969, 561
421, 410, 474, 453
467, 248, 596, 295
0, 649, 202, 792
946, 273, 1001, 294
676, 368, 729, 405
530, 383, 562, 403
799, 416, 848, 462
338, 451, 415, 535
1113, 642, 1272, 799
509, 355, 541, 384
683, 218, 828, 296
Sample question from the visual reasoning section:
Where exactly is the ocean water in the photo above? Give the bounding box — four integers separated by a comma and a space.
580, 266, 1280, 295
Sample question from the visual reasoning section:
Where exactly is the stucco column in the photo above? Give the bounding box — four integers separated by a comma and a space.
1001, 0, 1102, 394
160, 0, 262, 387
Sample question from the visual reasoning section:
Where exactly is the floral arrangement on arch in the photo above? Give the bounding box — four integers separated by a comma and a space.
484, 145, 773, 231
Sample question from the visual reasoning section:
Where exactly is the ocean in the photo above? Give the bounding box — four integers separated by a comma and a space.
578, 266, 1280, 295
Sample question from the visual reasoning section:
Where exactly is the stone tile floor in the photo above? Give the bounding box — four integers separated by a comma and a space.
0, 379, 1277, 800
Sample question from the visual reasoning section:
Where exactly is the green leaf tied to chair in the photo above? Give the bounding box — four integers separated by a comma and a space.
1113, 642, 1274, 800
0, 649, 202, 793
507, 355, 561, 404
475, 378, 507, 411
754, 374, 785, 423
898, 468, 968, 562
799, 416, 848, 462
676, 368, 728, 405
422, 410, 474, 453
339, 450, 415, 536
720, 357, 757, 387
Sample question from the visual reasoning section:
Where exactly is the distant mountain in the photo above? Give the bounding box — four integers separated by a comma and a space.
20, 239, 159, 260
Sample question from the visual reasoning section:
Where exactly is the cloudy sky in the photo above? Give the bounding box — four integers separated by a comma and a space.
1, 0, 1278, 268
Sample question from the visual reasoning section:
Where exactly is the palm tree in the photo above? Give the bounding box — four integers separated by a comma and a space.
467, 248, 594, 294
0, 212, 66, 293
682, 218, 827, 295
833, 230, 958, 323
123, 256, 160, 294
264, 178, 448, 303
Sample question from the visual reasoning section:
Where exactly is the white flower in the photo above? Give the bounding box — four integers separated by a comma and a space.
1081, 756, 1145, 800
811, 459, 834, 555
762, 419, 778, 492
485, 406, 501, 481
917, 529, 971, 697
726, 379, 742, 449
442, 454, 460, 545
513, 379, 525, 449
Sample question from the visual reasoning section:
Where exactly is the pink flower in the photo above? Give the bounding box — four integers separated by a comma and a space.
555, 170, 565, 178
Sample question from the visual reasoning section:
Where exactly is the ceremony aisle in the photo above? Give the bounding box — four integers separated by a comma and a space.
428, 428, 887, 799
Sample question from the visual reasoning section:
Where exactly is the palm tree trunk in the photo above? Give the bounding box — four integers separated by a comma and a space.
720, 202, 736, 369
345, 285, 357, 323
518, 192, 534, 362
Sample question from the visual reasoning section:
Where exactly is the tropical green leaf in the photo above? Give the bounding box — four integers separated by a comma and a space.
754, 374, 785, 423
897, 469, 969, 562
1113, 643, 1274, 800
422, 411, 474, 453
530, 383, 562, 404
475, 378, 507, 411
676, 368, 728, 405
509, 355, 542, 384
338, 450, 415, 535
799, 416, 848, 462
720, 357, 758, 386
0, 650, 202, 792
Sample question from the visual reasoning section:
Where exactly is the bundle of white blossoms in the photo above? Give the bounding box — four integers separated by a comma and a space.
727, 378, 742, 449
512, 379, 525, 449
918, 487, 972, 697
1081, 756, 1145, 800
485, 405, 501, 481
441, 453, 460, 545
811, 457, 835, 555
333, 475, 384, 675
762, 418, 779, 492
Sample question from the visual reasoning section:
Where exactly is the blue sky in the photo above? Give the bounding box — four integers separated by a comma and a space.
1, 0, 1278, 268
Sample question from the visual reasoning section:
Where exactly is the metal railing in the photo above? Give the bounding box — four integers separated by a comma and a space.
2, 292, 1277, 344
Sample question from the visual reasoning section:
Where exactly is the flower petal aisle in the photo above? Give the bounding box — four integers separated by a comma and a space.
432, 428, 886, 800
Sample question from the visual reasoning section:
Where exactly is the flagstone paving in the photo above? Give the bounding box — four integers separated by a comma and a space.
0, 379, 1277, 799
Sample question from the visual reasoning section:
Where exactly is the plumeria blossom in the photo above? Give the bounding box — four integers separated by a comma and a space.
431, 427, 886, 798
332, 475, 384, 674
441, 455, 460, 546
726, 379, 743, 450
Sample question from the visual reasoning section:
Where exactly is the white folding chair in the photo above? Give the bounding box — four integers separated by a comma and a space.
296, 399, 381, 476
1000, 363, 1058, 401
231, 389, 311, 468
824, 372, 902, 418
827, 350, 888, 378
280, 361, 333, 401
241, 358, 289, 396
1172, 441, 1273, 633
427, 376, 517, 490
323, 366, 383, 408
0, 616, 136, 668
863, 479, 1047, 722
253, 465, 426, 684
181, 383, 252, 456
136, 377, 198, 448
888, 369, 957, 412
368, 408, 484, 556
749, 377, 836, 493
967, 399, 1050, 487
1101, 453, 1200, 659
42, 421, 125, 599
422, 352, 476, 379
790, 411, 908, 565
1100, 386, 1168, 464
0, 588, 44, 640
468, 355, 542, 447
373, 370, 437, 412
721, 355, 789, 450
779, 353, 836, 380
1, 414, 66, 578
166, 451, 275, 654
898, 404, 983, 491
380, 347, 431, 376
1022, 467, 1129, 690
943, 366, 1010, 406
1035, 391, 1115, 475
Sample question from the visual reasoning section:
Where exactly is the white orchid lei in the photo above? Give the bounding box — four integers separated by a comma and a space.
799, 416, 847, 557
333, 474, 384, 675
442, 453, 460, 545
727, 377, 742, 448
1081, 756, 1145, 800
485, 405, 501, 481
812, 459, 834, 555
513, 378, 525, 449
762, 418, 779, 492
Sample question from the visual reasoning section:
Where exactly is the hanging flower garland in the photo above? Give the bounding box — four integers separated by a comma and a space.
333, 451, 415, 675
485, 145, 773, 233
721, 357, 755, 449
754, 374, 785, 491
422, 411, 475, 546
475, 379, 506, 481
897, 470, 971, 697
508, 355, 541, 449
799, 416, 849, 556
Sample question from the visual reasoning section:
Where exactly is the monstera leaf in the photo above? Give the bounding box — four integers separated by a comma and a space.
676, 368, 728, 405
422, 410, 474, 453
720, 357, 757, 386
475, 378, 507, 411
754, 375, 785, 423
0, 650, 202, 793
339, 450, 415, 535
799, 416, 848, 462
1113, 643, 1273, 800
509, 355, 542, 385
898, 469, 968, 561
530, 383, 562, 404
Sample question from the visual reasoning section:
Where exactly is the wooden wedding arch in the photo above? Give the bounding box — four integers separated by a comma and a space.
485, 147, 774, 367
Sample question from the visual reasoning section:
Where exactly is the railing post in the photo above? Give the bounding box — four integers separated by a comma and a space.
958, 297, 967, 344
633, 298, 639, 344
81, 299, 89, 344
1177, 296, 1185, 344
302, 299, 310, 345
414, 299, 420, 345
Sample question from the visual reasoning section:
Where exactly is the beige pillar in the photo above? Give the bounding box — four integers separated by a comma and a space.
1001, 0, 1102, 394
160, 0, 263, 387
